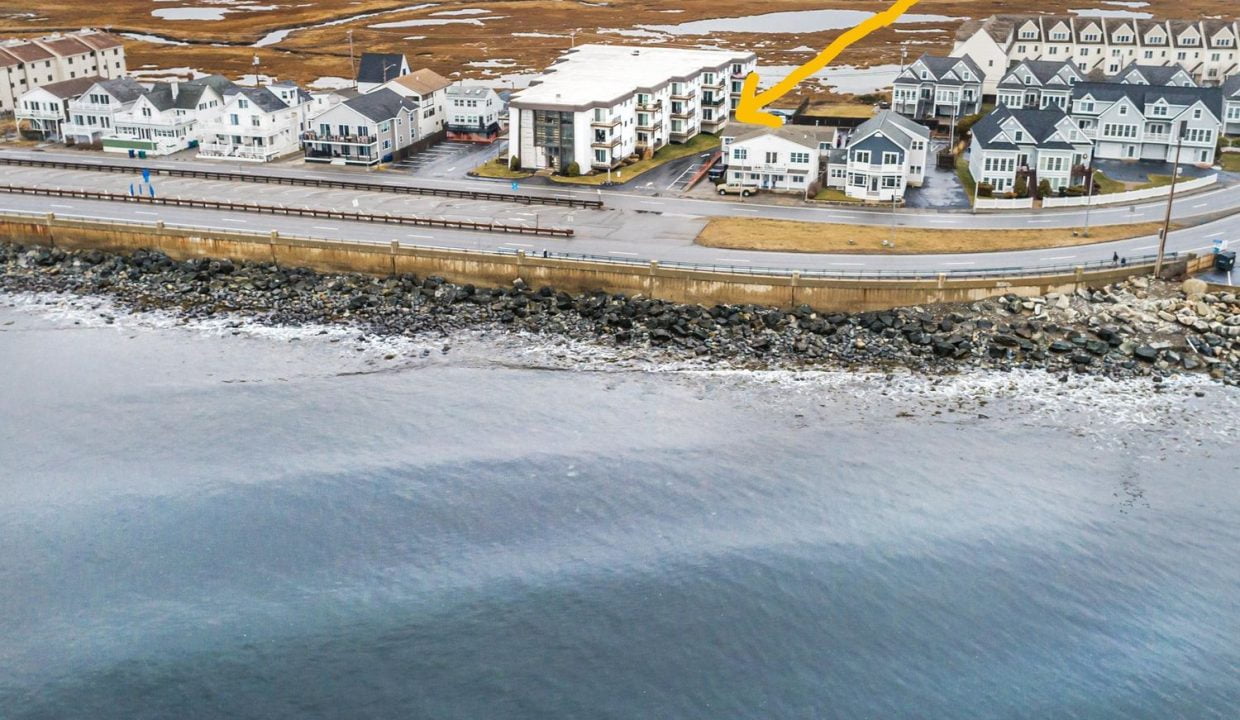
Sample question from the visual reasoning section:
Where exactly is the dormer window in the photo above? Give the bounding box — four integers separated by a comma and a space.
1020, 30, 1037, 40
1115, 34, 1131, 43
1052, 32, 1068, 42
1084, 34, 1099, 42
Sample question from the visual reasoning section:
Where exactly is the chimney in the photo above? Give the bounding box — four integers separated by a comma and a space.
170, 80, 179, 99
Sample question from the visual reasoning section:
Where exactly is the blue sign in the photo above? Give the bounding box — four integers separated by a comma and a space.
141, 168, 151, 184
511, 181, 519, 191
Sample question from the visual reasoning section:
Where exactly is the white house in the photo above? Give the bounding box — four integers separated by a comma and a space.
355, 52, 409, 94
720, 123, 836, 193
102, 75, 235, 156
968, 106, 1093, 195
382, 68, 452, 146
891, 54, 984, 122
0, 30, 126, 112
302, 88, 418, 166
1222, 75, 1240, 136
62, 77, 147, 146
829, 110, 930, 202
197, 86, 309, 162
953, 15, 1240, 95
995, 60, 1083, 111
508, 44, 756, 173
1070, 81, 1224, 164
14, 75, 100, 141
444, 84, 503, 143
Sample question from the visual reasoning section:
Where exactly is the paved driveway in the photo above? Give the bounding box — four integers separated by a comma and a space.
391, 141, 499, 179
1094, 158, 1215, 183
904, 143, 970, 209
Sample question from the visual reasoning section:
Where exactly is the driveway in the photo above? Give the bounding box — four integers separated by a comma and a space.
391, 140, 500, 179
904, 141, 970, 209
1094, 158, 1215, 184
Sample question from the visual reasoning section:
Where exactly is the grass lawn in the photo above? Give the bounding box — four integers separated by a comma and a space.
1091, 170, 1126, 194
954, 153, 976, 202
695, 217, 1176, 255
813, 188, 864, 203
1138, 174, 1174, 189
801, 102, 875, 120
549, 133, 718, 186
471, 159, 534, 180
1221, 153, 1240, 172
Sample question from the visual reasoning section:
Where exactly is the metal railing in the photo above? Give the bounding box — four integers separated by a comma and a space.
0, 206, 1183, 282
0, 184, 573, 238
0, 155, 603, 209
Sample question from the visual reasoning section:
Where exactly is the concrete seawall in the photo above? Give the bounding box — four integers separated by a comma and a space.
1, 216, 1214, 313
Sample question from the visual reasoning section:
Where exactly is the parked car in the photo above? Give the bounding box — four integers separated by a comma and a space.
716, 183, 753, 197
707, 163, 728, 182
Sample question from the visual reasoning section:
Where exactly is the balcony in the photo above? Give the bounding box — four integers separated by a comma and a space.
17, 108, 64, 121
636, 117, 663, 130
68, 101, 115, 114
669, 126, 697, 142
701, 76, 725, 90
670, 108, 694, 120
61, 122, 107, 138
590, 115, 620, 128
301, 131, 376, 146
701, 94, 726, 108
670, 88, 696, 101
197, 142, 279, 162
591, 135, 621, 149
203, 119, 296, 137
636, 101, 661, 112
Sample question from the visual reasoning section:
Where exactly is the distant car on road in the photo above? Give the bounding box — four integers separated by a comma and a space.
716, 183, 754, 197
707, 163, 728, 183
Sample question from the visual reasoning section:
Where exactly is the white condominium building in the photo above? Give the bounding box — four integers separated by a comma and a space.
953, 15, 1240, 95
1069, 82, 1224, 165
968, 106, 1093, 194
0, 30, 126, 112
508, 44, 756, 173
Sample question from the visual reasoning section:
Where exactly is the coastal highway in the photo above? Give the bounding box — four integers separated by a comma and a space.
3, 146, 1240, 231
2, 189, 1236, 276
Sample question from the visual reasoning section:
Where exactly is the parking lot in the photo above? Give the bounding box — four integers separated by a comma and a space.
390, 140, 500, 179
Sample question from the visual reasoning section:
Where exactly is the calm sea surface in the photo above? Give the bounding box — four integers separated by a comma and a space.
1, 294, 1238, 719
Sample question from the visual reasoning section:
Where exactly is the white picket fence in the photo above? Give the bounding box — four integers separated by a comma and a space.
1042, 174, 1218, 208
974, 196, 1034, 210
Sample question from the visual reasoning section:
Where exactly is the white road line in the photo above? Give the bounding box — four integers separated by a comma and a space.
928, 218, 954, 223
718, 258, 750, 263
221, 218, 247, 224
445, 167, 456, 172
943, 261, 975, 266
609, 251, 639, 256
734, 208, 759, 213
133, 211, 158, 216
1206, 231, 1224, 238
407, 234, 433, 239
830, 262, 865, 266
312, 225, 338, 230
1134, 244, 1159, 250
1192, 202, 1208, 208
502, 242, 534, 247
49, 203, 73, 209
1027, 219, 1053, 224
1046, 255, 1076, 260
640, 200, 664, 205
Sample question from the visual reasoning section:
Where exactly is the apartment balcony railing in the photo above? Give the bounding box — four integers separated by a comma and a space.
590, 116, 620, 128
61, 122, 108, 137
301, 131, 376, 146
637, 118, 663, 130
636, 101, 661, 112
670, 108, 694, 120
591, 135, 621, 149
17, 109, 64, 121
670, 88, 696, 101
68, 102, 116, 114
197, 142, 278, 161
204, 120, 297, 136
701, 94, 726, 108
701, 77, 725, 90
669, 126, 696, 140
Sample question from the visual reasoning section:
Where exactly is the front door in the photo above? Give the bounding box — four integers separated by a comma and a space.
869, 176, 879, 194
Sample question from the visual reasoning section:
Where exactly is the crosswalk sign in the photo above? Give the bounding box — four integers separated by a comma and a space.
511, 181, 519, 191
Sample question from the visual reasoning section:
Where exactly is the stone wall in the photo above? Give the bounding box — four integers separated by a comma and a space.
1, 215, 1214, 313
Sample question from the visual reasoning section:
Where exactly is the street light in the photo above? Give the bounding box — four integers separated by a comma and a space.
1155, 119, 1187, 278
1082, 155, 1094, 238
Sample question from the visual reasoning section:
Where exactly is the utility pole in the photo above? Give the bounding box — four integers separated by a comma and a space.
347, 30, 356, 87
1155, 119, 1186, 278
570, 30, 576, 49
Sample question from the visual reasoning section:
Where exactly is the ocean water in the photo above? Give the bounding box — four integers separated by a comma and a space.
1, 293, 1239, 720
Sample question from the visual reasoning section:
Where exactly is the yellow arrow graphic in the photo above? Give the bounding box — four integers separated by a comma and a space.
735, 0, 923, 128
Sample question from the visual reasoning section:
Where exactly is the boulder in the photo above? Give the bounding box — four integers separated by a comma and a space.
1181, 278, 1207, 297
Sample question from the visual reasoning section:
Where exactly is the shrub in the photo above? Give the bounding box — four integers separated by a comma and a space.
1038, 178, 1052, 199
563, 161, 580, 177
1065, 185, 1086, 196
976, 181, 993, 197
494, 156, 507, 165
955, 112, 985, 141
1013, 175, 1028, 198
508, 155, 520, 171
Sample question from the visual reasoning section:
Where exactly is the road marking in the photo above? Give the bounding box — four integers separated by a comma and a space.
407, 234, 433, 239
133, 211, 158, 216
640, 200, 664, 205
502, 242, 534, 247
943, 261, 975, 266
1134, 244, 1159, 250
49, 203, 73, 209
734, 208, 759, 213
1205, 231, 1224, 238
928, 218, 954, 223
1046, 255, 1076, 260
1027, 219, 1053, 224
445, 167, 456, 172
1192, 202, 1208, 208
717, 258, 750, 263
312, 225, 339, 230
221, 218, 247, 224
609, 250, 639, 256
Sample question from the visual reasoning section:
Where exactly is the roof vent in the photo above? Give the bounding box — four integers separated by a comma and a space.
632, 50, 640, 56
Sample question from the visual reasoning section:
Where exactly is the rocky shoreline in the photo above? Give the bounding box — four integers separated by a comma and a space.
2, 241, 1238, 385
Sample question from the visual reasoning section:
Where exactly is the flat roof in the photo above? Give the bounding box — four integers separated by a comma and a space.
511, 44, 754, 109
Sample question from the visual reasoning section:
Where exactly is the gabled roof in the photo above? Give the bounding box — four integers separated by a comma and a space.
971, 106, 1085, 151
141, 76, 235, 112
999, 59, 1080, 89
1071, 81, 1223, 117
342, 87, 418, 121
389, 68, 451, 96
1111, 63, 1196, 87
849, 109, 929, 150
728, 122, 835, 150
444, 84, 496, 99
38, 36, 92, 57
2, 42, 54, 62
30, 75, 102, 99
234, 86, 288, 113
356, 52, 408, 85
1223, 75, 1240, 99
91, 77, 147, 104
76, 31, 124, 51
0, 48, 22, 68
896, 53, 982, 85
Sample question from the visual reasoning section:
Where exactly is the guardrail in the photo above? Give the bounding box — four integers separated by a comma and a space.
0, 155, 604, 210
0, 207, 1180, 281
1043, 174, 1218, 208
0, 184, 573, 238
